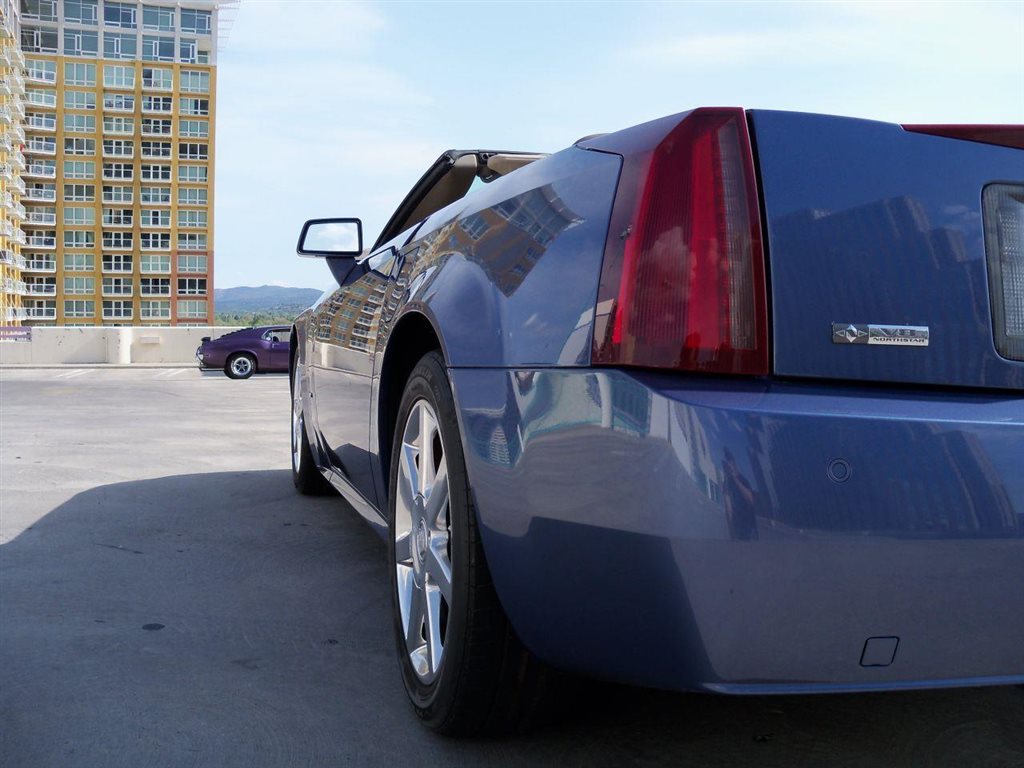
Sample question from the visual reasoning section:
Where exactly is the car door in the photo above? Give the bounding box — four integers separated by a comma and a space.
267, 327, 290, 370
309, 247, 400, 506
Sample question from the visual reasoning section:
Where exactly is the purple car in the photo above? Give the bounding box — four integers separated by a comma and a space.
196, 326, 291, 379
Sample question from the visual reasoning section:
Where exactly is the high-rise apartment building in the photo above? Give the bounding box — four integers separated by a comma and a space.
1, 1, 27, 327
10, 0, 227, 326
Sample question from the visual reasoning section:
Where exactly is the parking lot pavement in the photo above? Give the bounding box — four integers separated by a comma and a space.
1, 368, 1022, 768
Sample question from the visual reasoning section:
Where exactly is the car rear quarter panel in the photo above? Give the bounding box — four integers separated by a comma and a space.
394, 146, 622, 368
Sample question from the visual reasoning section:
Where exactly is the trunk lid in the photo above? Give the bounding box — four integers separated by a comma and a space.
751, 110, 1024, 391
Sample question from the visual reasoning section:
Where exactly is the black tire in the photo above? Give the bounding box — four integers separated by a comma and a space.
225, 352, 256, 380
388, 350, 545, 735
291, 364, 333, 496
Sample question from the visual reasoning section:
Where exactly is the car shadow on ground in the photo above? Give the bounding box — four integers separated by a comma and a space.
1, 470, 1022, 768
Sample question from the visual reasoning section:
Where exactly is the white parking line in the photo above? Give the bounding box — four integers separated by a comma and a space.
55, 369, 89, 379
154, 368, 188, 378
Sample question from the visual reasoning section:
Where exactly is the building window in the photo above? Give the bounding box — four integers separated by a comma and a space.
178, 165, 207, 184
178, 143, 208, 161
103, 31, 137, 60
141, 208, 170, 227
64, 114, 96, 133
142, 37, 175, 63
140, 186, 170, 204
64, 138, 96, 156
178, 210, 207, 229
64, 184, 96, 202
179, 39, 198, 64
104, 1, 137, 28
179, 120, 208, 138
141, 117, 172, 135
23, 1, 58, 21
64, 90, 96, 111
103, 162, 133, 180
21, 27, 59, 53
103, 92, 135, 111
64, 254, 95, 272
140, 278, 170, 295
142, 5, 175, 32
103, 116, 135, 134
141, 96, 173, 113
180, 70, 209, 94
64, 29, 99, 57
103, 231, 133, 249
177, 255, 207, 273
179, 98, 209, 116
63, 160, 96, 179
64, 276, 95, 294
64, 207, 95, 226
140, 300, 171, 319
103, 300, 133, 319
26, 88, 57, 108
103, 65, 135, 89
177, 234, 207, 251
65, 0, 99, 25
180, 8, 212, 35
140, 164, 171, 181
65, 300, 96, 318
103, 185, 133, 204
140, 254, 170, 273
102, 253, 133, 272
64, 62, 96, 86
102, 208, 133, 226
141, 141, 171, 158
177, 278, 207, 296
103, 139, 134, 158
141, 232, 170, 250
102, 277, 133, 296
177, 300, 207, 319
178, 188, 207, 206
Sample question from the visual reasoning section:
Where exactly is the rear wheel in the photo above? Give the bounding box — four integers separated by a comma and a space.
291, 364, 332, 495
225, 353, 256, 380
389, 351, 544, 735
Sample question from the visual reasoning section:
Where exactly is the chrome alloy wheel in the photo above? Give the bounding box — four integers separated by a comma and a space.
394, 398, 452, 683
291, 366, 302, 472
231, 355, 254, 378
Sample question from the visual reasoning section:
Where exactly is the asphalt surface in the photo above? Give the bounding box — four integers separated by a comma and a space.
1, 367, 1022, 768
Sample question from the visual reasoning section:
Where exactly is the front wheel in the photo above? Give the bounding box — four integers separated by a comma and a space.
388, 351, 544, 735
225, 353, 256, 380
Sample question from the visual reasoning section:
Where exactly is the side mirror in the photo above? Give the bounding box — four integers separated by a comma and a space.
297, 218, 363, 258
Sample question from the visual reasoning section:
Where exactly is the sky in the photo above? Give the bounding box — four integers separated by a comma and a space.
213, 0, 1024, 290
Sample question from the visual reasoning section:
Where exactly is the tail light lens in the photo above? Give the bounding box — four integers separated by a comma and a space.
586, 108, 769, 375
983, 184, 1024, 361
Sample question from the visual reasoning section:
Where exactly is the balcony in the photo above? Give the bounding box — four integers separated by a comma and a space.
24, 212, 57, 226
24, 187, 57, 203
25, 307, 58, 320
0, 106, 10, 125
9, 122, 25, 143
102, 287, 133, 298
11, 71, 25, 94
25, 235, 57, 250
25, 92, 57, 110
12, 176, 26, 195
25, 283, 57, 296
0, 248, 14, 265
12, 202, 26, 220
0, 79, 11, 98
25, 115, 56, 132
24, 164, 57, 179
23, 260, 57, 273
102, 310, 133, 320
4, 307, 28, 322
25, 139, 56, 156
9, 150, 25, 170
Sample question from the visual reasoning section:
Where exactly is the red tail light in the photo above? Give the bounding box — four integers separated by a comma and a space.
584, 108, 768, 375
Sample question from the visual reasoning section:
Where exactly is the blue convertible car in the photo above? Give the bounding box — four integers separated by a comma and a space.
290, 108, 1024, 734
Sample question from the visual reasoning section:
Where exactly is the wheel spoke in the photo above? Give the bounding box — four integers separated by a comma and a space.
425, 536, 452, 604
404, 575, 425, 650
396, 563, 415, 633
419, 405, 435, 496
399, 441, 419, 512
394, 531, 413, 565
424, 455, 448, 528
425, 583, 444, 674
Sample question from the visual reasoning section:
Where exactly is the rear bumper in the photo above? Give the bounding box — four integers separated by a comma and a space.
450, 368, 1024, 693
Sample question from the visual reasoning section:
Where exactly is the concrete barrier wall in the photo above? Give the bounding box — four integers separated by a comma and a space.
0, 326, 245, 365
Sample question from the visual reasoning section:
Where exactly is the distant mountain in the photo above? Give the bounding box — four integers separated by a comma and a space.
214, 285, 324, 314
